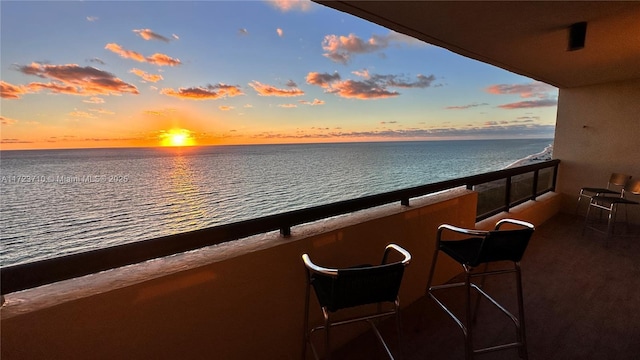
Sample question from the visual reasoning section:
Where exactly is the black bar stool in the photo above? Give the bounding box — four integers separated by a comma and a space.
426, 219, 535, 359
302, 244, 411, 360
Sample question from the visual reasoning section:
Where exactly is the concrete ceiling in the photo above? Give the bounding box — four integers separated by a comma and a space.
315, 1, 640, 88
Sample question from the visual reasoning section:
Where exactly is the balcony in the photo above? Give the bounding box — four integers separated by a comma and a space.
330, 212, 640, 359
2, 2, 639, 357
0, 155, 633, 359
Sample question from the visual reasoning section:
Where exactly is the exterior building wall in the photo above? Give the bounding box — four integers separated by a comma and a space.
554, 78, 640, 223
1, 190, 559, 360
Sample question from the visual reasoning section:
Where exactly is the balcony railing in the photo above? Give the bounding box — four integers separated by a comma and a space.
0, 159, 559, 295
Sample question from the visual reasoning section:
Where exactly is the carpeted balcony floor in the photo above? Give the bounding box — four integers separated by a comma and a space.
329, 212, 640, 359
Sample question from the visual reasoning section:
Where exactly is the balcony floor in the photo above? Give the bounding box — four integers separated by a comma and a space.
330, 213, 640, 359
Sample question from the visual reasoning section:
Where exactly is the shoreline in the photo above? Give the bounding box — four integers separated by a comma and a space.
504, 143, 554, 169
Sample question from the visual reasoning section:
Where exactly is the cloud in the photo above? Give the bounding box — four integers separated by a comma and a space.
498, 99, 558, 109
1, 81, 28, 99
14, 63, 139, 96
1, 138, 33, 144
130, 68, 163, 83
219, 105, 234, 111
105, 43, 181, 66
445, 102, 490, 110
86, 16, 98, 22
278, 104, 297, 108
277, 28, 284, 37
486, 82, 556, 98
238, 28, 249, 36
306, 71, 435, 100
89, 108, 115, 115
299, 99, 325, 106
160, 83, 244, 100
249, 81, 304, 97
329, 79, 399, 99
144, 110, 165, 116
83, 96, 105, 104
1, 116, 18, 125
250, 123, 555, 141
69, 110, 97, 119
306, 72, 341, 88
269, 0, 313, 12
486, 81, 557, 109
88, 57, 105, 65
322, 31, 423, 64
370, 73, 435, 88
133, 29, 173, 42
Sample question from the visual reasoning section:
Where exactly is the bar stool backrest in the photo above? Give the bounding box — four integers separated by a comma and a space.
310, 262, 406, 312
622, 178, 640, 198
473, 228, 535, 266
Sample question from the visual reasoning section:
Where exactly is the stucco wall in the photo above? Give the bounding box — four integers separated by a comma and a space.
554, 78, 640, 223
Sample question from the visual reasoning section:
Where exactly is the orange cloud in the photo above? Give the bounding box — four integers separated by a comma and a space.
130, 68, 163, 82
330, 79, 399, 99
133, 29, 173, 42
486, 81, 557, 109
1, 116, 18, 125
1, 81, 28, 99
161, 84, 243, 100
270, 0, 313, 12
498, 99, 558, 109
249, 81, 304, 97
105, 43, 146, 62
219, 105, 234, 111
146, 53, 181, 66
277, 28, 284, 37
486, 82, 555, 98
105, 43, 181, 66
15, 63, 138, 96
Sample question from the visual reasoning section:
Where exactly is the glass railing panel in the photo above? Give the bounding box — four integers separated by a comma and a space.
474, 179, 507, 217
510, 172, 536, 205
537, 167, 555, 194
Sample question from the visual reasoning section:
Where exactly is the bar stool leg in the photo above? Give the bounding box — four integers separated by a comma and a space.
515, 263, 528, 360
323, 309, 331, 360
464, 266, 473, 360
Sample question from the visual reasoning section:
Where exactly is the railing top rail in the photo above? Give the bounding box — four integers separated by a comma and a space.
0, 159, 559, 295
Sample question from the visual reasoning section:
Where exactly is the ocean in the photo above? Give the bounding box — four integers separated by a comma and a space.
0, 139, 552, 267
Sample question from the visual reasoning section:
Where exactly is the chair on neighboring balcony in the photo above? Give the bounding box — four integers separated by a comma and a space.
576, 172, 631, 213
583, 178, 640, 245
302, 244, 411, 360
426, 219, 535, 360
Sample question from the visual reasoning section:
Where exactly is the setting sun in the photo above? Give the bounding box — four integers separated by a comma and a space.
160, 128, 196, 147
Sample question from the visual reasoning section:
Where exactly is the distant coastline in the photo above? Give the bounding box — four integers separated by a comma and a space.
505, 143, 553, 168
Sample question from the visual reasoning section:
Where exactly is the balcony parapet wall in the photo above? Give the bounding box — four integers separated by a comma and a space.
1, 188, 559, 360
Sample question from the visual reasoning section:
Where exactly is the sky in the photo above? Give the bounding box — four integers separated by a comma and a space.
0, 0, 558, 150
